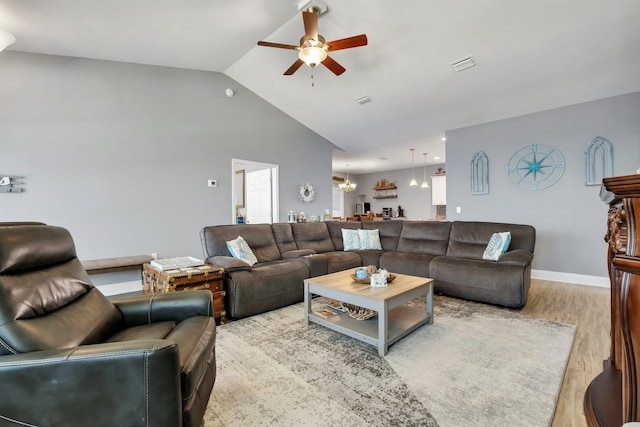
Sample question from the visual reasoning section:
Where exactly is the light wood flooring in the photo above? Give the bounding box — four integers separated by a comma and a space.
519, 279, 610, 427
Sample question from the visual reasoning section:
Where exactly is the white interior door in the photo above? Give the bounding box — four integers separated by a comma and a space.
246, 168, 272, 224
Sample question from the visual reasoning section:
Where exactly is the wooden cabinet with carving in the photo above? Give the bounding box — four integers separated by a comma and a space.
584, 174, 640, 427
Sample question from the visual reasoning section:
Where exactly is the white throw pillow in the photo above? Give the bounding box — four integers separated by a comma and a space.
482, 232, 512, 261
226, 236, 258, 266
357, 229, 383, 250
342, 229, 360, 251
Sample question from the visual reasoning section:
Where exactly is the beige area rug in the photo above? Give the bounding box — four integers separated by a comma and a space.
203, 296, 576, 427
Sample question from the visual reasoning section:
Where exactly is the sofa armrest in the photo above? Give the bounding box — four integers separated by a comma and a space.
112, 290, 213, 325
0, 340, 182, 427
207, 255, 252, 272
498, 249, 534, 265
282, 249, 316, 259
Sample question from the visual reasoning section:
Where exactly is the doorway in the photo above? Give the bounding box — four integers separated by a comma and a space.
231, 159, 279, 224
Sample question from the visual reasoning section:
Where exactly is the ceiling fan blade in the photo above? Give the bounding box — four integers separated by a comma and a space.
284, 59, 305, 75
302, 10, 318, 41
257, 41, 299, 50
322, 56, 346, 76
326, 34, 368, 51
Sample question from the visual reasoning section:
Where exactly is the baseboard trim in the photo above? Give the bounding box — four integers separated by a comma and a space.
531, 269, 609, 288
95, 280, 143, 297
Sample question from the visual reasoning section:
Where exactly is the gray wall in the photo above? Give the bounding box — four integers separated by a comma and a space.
340, 165, 446, 219
445, 92, 640, 278
1, 52, 336, 261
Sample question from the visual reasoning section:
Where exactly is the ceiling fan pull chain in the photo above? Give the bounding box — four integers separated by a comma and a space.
311, 73, 314, 87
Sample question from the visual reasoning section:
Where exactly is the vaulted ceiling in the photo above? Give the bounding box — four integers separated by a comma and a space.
1, 0, 638, 173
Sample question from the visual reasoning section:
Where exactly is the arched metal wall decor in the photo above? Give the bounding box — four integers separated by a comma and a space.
470, 151, 489, 195
585, 136, 613, 186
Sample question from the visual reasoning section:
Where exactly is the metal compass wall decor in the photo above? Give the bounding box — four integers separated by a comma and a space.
507, 144, 565, 191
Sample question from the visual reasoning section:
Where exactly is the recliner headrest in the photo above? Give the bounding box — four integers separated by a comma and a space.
0, 225, 78, 274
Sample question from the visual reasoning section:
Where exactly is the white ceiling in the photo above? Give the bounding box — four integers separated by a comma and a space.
1, 0, 638, 174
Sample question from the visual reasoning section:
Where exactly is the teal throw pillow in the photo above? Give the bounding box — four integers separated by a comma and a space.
226, 235, 258, 266
342, 229, 360, 251
482, 232, 511, 261
357, 229, 382, 250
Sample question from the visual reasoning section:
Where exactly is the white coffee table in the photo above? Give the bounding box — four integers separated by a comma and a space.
304, 270, 433, 356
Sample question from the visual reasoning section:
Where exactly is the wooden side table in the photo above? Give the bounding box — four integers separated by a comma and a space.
142, 263, 226, 323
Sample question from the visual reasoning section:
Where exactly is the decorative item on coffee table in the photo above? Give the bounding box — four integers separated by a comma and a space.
143, 261, 226, 324
342, 303, 377, 320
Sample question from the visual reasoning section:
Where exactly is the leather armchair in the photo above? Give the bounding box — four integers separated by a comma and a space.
0, 223, 216, 427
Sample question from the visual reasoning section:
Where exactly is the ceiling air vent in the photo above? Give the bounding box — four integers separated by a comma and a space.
450, 55, 477, 72
355, 95, 371, 105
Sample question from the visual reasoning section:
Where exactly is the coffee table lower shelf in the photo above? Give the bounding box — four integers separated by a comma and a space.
308, 305, 429, 353
304, 272, 433, 356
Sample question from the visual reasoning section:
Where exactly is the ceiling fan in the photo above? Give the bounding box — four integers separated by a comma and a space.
257, 7, 367, 76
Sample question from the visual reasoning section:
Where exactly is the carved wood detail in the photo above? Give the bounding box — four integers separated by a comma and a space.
607, 206, 627, 254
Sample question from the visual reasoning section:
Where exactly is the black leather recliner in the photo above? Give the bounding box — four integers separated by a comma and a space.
0, 223, 216, 427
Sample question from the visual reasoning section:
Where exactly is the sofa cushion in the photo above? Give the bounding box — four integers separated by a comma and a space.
323, 251, 362, 273
447, 221, 535, 260
200, 224, 282, 263
342, 229, 360, 251
379, 252, 433, 278
397, 221, 451, 256
325, 221, 361, 250
272, 223, 298, 255
226, 236, 258, 266
291, 223, 336, 253
482, 232, 511, 261
225, 259, 310, 318
362, 220, 404, 251
356, 250, 384, 267
430, 256, 531, 307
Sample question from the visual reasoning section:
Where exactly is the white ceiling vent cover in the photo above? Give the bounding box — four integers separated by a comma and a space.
450, 55, 477, 72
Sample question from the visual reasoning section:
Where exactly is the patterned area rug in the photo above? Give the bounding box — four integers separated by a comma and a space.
203, 296, 575, 427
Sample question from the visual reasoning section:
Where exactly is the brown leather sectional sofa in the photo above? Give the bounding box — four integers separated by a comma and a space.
200, 220, 536, 319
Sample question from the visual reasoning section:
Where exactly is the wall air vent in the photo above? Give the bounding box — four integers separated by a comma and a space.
450, 55, 477, 72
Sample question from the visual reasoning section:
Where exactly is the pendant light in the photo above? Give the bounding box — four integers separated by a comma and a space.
409, 148, 418, 186
339, 164, 357, 192
421, 152, 430, 188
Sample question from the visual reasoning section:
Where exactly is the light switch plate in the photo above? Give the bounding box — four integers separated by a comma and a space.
208, 180, 217, 187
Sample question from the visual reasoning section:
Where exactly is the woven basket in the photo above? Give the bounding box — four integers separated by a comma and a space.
350, 274, 397, 284
342, 303, 377, 320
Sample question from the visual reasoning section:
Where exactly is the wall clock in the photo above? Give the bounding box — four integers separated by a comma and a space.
507, 144, 565, 191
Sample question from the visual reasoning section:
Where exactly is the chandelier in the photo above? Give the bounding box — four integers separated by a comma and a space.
339, 165, 357, 192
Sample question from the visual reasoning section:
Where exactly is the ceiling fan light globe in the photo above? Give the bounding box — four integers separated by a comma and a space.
298, 46, 328, 67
